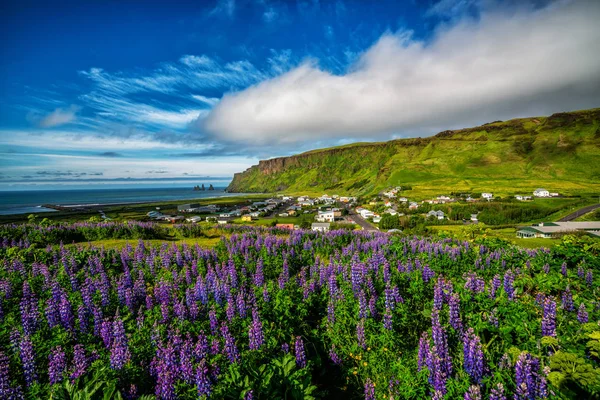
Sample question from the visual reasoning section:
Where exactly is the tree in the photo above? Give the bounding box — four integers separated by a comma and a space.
27, 214, 37, 224
380, 214, 401, 230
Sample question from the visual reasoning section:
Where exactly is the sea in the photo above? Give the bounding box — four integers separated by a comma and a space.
0, 187, 243, 215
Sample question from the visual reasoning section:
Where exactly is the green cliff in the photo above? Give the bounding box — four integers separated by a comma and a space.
227, 108, 600, 198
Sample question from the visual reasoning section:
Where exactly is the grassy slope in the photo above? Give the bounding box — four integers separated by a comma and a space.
227, 108, 600, 198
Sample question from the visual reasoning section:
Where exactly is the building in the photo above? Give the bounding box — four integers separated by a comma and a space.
470, 214, 479, 222
384, 209, 398, 216
427, 210, 445, 220
481, 193, 493, 200
408, 202, 419, 210
276, 224, 295, 230
241, 215, 254, 222
178, 203, 200, 212
533, 188, 550, 197
186, 216, 202, 223
311, 222, 331, 232
516, 221, 600, 238
360, 209, 375, 219
316, 210, 335, 222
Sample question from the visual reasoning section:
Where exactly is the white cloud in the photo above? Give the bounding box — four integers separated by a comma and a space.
263, 8, 278, 22
202, 0, 600, 145
38, 105, 80, 128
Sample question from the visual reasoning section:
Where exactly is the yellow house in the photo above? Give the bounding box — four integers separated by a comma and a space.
287, 210, 297, 216
241, 215, 253, 222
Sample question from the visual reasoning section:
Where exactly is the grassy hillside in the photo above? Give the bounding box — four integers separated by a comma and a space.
227, 108, 600, 198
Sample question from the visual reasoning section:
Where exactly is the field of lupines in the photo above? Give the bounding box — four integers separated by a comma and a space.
0, 222, 599, 399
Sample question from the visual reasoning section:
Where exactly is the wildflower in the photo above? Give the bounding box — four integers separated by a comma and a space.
196, 360, 211, 398
515, 352, 547, 400
489, 383, 506, 400
463, 328, 485, 383
48, 346, 66, 385
71, 344, 88, 381
503, 270, 515, 300
464, 385, 481, 400
577, 303, 588, 324
110, 315, 131, 370
561, 287, 574, 311
356, 319, 366, 349
295, 336, 307, 368
248, 309, 264, 350
449, 293, 463, 332
19, 335, 37, 387
541, 297, 556, 337
364, 378, 375, 400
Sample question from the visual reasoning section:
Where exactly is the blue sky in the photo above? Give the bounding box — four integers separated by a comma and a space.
1, 0, 599, 190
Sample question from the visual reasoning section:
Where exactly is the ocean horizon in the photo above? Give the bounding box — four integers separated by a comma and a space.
0, 186, 242, 215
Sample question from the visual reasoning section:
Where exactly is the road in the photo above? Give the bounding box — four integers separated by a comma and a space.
558, 203, 600, 222
340, 202, 378, 231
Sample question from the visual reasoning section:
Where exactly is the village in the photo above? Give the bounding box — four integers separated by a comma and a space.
141, 186, 600, 240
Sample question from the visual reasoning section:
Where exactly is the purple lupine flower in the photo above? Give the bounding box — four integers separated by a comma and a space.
221, 323, 240, 364
586, 270, 593, 287
45, 296, 60, 328
281, 343, 290, 353
196, 360, 212, 398
464, 385, 481, 400
71, 344, 88, 381
541, 297, 556, 337
561, 262, 567, 277
0, 351, 18, 399
422, 265, 435, 283
515, 352, 547, 400
209, 307, 219, 335
329, 346, 342, 365
383, 308, 393, 330
358, 290, 368, 319
356, 319, 366, 349
58, 292, 75, 332
449, 293, 463, 332
418, 332, 430, 371
20, 282, 39, 336
48, 346, 66, 385
561, 287, 574, 311
577, 303, 588, 324
295, 336, 306, 368
427, 346, 448, 399
464, 273, 485, 295
463, 328, 485, 383
490, 275, 501, 299
364, 378, 375, 400
110, 316, 131, 370
248, 309, 264, 350
19, 335, 37, 387
489, 383, 506, 400
433, 277, 444, 310
431, 309, 452, 377
253, 258, 264, 287
498, 353, 511, 370
327, 300, 336, 325
542, 263, 550, 274
577, 265, 585, 279
503, 270, 515, 300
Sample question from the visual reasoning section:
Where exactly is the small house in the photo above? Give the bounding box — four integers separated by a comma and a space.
481, 193, 493, 200
311, 222, 331, 232
533, 188, 550, 197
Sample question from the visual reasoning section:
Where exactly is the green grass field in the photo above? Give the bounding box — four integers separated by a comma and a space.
70, 237, 223, 250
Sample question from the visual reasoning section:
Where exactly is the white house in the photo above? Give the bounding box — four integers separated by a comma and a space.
470, 214, 479, 222
398, 197, 408, 203
427, 210, 445, 220
384, 209, 398, 216
360, 209, 375, 219
533, 188, 550, 197
186, 216, 202, 223
481, 193, 493, 200
373, 215, 382, 223
408, 202, 419, 210
316, 210, 335, 222
311, 222, 331, 232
